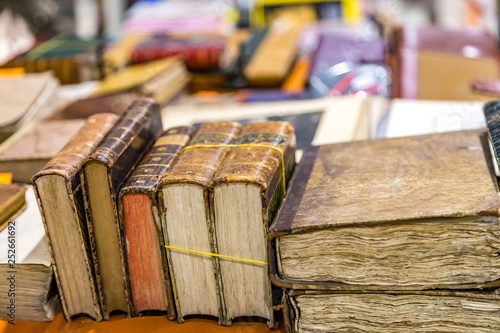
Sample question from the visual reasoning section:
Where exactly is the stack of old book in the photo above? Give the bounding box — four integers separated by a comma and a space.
32, 98, 296, 327
269, 123, 500, 331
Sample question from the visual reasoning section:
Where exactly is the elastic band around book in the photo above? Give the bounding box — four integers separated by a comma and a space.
165, 245, 267, 265
180, 143, 287, 197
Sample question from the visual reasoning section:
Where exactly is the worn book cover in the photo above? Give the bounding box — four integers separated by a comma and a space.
210, 121, 296, 327
269, 130, 500, 292
32, 113, 118, 322
159, 121, 242, 324
81, 100, 162, 319
118, 126, 195, 319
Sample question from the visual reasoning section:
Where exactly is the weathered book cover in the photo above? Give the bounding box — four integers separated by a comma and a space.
81, 100, 162, 319
32, 113, 118, 322
269, 130, 500, 291
159, 121, 242, 324
118, 126, 195, 319
210, 121, 296, 327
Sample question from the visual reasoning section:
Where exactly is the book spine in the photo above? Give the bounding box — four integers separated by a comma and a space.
209, 121, 296, 327
159, 121, 242, 324
118, 126, 195, 319
82, 100, 162, 319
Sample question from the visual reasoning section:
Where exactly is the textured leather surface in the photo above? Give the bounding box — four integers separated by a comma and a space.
270, 130, 500, 237
159, 121, 242, 188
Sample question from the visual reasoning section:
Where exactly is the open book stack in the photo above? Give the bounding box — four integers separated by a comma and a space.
269, 129, 500, 332
32, 99, 296, 327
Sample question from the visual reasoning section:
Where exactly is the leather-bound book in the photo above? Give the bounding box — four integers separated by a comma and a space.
269, 130, 500, 292
211, 121, 296, 327
81, 100, 163, 320
118, 126, 195, 319
159, 121, 242, 324
32, 113, 118, 322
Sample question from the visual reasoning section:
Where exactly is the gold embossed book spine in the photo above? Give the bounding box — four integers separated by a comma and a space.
118, 126, 195, 319
32, 113, 118, 322
81, 100, 162, 319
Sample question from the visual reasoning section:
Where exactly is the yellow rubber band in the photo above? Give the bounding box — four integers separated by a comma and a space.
181, 144, 287, 196
165, 245, 268, 265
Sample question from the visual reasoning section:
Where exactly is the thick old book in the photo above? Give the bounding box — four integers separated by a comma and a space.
211, 121, 296, 327
0, 184, 26, 232
159, 121, 242, 323
282, 289, 500, 333
118, 126, 195, 318
81, 100, 162, 319
269, 130, 500, 291
0, 187, 61, 322
32, 113, 118, 322
0, 119, 85, 183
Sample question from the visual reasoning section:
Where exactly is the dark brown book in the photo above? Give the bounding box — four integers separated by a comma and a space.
269, 130, 500, 292
0, 119, 85, 183
210, 121, 296, 327
81, 100, 163, 320
159, 121, 242, 324
118, 126, 195, 318
0, 183, 26, 232
32, 113, 119, 322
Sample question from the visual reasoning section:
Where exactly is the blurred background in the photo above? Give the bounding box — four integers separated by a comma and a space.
1, 0, 500, 178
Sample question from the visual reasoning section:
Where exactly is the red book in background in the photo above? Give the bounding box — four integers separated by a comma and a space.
130, 35, 224, 70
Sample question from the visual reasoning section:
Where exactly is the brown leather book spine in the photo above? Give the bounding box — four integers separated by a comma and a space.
32, 113, 118, 322
81, 100, 163, 319
159, 121, 242, 324
159, 121, 242, 187
118, 126, 196, 319
209, 121, 296, 327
